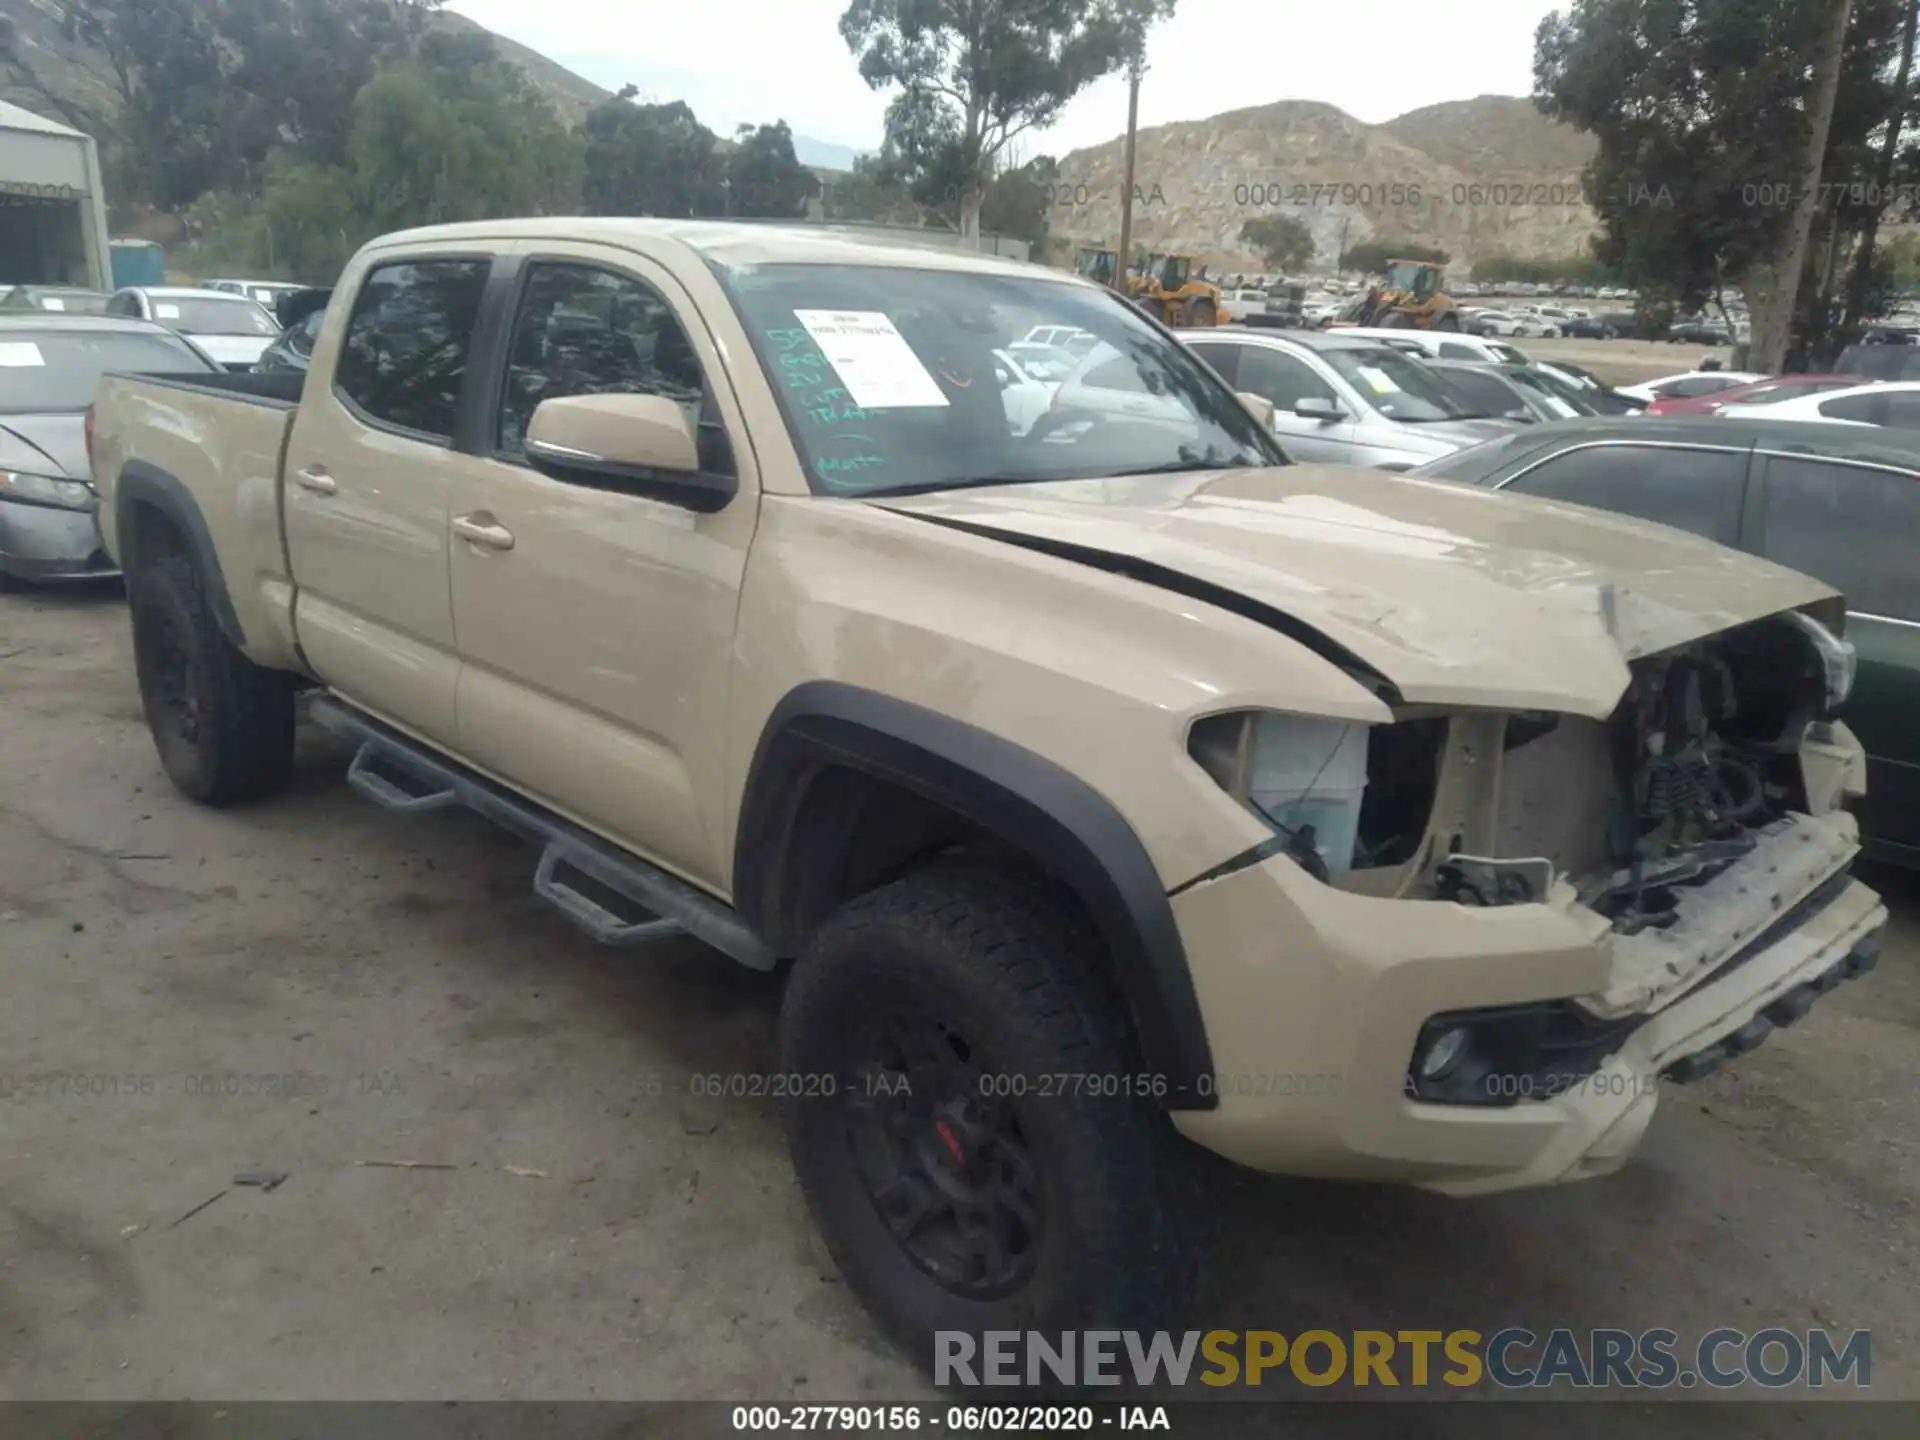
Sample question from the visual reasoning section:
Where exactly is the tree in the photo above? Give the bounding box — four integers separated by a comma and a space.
726, 121, 821, 217
839, 0, 1177, 243
1239, 215, 1315, 272
980, 155, 1060, 251
1339, 240, 1448, 274
1536, 0, 1905, 371
582, 87, 725, 216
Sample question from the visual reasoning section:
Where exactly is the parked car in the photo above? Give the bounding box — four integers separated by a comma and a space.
1558, 315, 1618, 339
1668, 317, 1732, 345
1717, 380, 1920, 428
0, 286, 112, 315
254, 303, 328, 375
1834, 343, 1920, 382
1421, 359, 1560, 424
1615, 370, 1769, 405
988, 348, 1060, 436
205, 278, 310, 311
1177, 326, 1522, 469
1415, 414, 1918, 864
1470, 310, 1541, 338
1, 313, 220, 588
1647, 373, 1865, 416
1018, 323, 1101, 356
1323, 327, 1532, 366
103, 287, 281, 370
1526, 360, 1645, 415
1424, 359, 1609, 423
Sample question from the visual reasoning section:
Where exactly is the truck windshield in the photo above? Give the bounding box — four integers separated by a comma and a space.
150, 297, 280, 337
722, 263, 1284, 497
0, 329, 215, 412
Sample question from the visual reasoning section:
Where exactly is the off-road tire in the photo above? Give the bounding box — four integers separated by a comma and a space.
1185, 298, 1217, 327
129, 550, 296, 806
780, 860, 1203, 1372
1436, 311, 1460, 331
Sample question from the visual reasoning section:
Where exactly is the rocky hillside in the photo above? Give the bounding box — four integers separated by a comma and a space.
1051, 95, 1602, 271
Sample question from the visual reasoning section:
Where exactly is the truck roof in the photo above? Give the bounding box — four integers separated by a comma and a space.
362, 217, 1071, 280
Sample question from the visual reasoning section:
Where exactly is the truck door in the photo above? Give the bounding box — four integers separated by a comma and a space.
281, 253, 495, 744
441, 248, 760, 890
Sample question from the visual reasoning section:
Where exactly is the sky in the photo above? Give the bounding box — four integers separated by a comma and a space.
446, 0, 1565, 158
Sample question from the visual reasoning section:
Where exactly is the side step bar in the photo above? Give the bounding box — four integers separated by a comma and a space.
310, 696, 776, 971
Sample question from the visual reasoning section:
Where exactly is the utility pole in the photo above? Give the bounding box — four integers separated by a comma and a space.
1116, 54, 1143, 295
1336, 214, 1350, 279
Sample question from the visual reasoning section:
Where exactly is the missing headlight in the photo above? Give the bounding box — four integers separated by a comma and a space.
1189, 711, 1445, 877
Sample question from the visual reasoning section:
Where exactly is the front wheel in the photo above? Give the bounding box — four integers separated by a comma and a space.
1435, 311, 1460, 331
1183, 298, 1217, 327
780, 862, 1200, 1365
130, 551, 297, 805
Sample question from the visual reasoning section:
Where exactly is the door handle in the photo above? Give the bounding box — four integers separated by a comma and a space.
294, 466, 336, 495
452, 514, 515, 551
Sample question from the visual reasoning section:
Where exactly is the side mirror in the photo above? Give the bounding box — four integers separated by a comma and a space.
1235, 391, 1276, 428
1294, 396, 1343, 421
525, 392, 735, 513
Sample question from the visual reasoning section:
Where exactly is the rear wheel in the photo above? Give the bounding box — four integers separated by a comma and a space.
1436, 311, 1460, 331
1378, 309, 1410, 328
780, 861, 1200, 1367
1184, 297, 1217, 327
130, 550, 296, 806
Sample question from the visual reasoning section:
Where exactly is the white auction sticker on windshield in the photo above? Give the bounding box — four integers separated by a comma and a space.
40, 298, 65, 311
1355, 365, 1400, 394
792, 310, 949, 409
0, 342, 47, 367
155, 303, 182, 319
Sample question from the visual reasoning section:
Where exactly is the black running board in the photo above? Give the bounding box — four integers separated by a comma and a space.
310, 696, 776, 971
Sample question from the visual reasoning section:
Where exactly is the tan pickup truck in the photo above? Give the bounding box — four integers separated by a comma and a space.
89, 219, 1886, 1358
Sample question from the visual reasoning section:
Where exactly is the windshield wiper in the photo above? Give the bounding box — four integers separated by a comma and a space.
1105, 457, 1259, 477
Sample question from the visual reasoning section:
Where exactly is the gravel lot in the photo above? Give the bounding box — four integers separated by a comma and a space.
2, 582, 1915, 1423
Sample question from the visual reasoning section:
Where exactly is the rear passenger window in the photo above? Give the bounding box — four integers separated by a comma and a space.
1505, 444, 1747, 544
335, 259, 490, 440
1437, 342, 1479, 359
1760, 457, 1920, 620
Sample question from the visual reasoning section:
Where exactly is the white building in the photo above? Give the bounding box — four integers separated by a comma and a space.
0, 99, 113, 291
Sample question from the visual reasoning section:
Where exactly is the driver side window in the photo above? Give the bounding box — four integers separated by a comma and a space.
497, 263, 707, 460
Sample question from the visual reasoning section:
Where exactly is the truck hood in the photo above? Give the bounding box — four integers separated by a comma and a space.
0, 412, 86, 480
872, 465, 1837, 718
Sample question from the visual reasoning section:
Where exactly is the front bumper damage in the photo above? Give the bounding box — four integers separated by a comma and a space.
1166, 805, 1887, 1196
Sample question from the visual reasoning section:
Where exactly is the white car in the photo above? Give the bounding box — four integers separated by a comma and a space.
1616, 369, 1770, 405
205, 278, 309, 312
1328, 327, 1531, 365
989, 348, 1061, 436
1019, 324, 1101, 357
1474, 311, 1544, 338
102, 286, 280, 370
1716, 379, 1920, 427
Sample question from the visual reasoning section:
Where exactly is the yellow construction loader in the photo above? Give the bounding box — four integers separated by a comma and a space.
1127, 252, 1222, 327
1337, 259, 1460, 330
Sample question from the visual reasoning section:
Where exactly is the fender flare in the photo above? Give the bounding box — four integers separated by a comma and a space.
114, 460, 247, 648
734, 681, 1218, 1111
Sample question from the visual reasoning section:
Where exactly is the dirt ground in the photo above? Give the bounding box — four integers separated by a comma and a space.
2, 582, 1916, 1424
1521, 335, 1739, 387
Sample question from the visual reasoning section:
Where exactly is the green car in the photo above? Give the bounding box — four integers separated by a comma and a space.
1415, 414, 1920, 865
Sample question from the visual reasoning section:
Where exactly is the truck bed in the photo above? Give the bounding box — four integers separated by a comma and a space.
117, 368, 306, 407
90, 369, 307, 671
